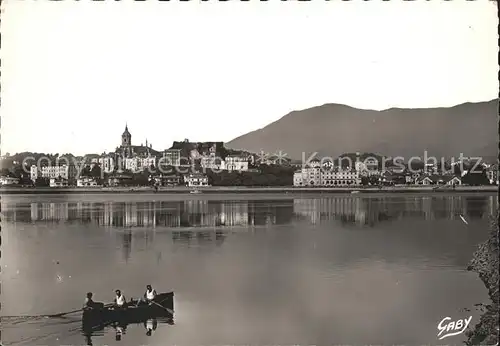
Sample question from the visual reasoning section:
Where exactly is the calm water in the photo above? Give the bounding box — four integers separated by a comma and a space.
1, 193, 497, 345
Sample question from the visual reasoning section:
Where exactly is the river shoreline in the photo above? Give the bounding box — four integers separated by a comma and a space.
0, 185, 497, 195
466, 211, 499, 345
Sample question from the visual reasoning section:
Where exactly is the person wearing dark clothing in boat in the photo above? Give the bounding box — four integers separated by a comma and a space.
83, 292, 94, 310
114, 290, 127, 309
83, 292, 104, 310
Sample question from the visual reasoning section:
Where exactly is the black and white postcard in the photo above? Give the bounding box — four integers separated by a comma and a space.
0, 1, 498, 345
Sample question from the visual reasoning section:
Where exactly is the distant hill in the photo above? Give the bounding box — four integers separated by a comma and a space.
227, 100, 498, 162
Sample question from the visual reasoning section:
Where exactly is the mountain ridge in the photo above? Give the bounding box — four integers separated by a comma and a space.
227, 99, 499, 161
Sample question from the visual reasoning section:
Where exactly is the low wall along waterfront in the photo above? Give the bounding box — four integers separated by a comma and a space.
0, 185, 497, 195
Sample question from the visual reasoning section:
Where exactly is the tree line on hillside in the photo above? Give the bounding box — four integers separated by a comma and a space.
206, 165, 294, 186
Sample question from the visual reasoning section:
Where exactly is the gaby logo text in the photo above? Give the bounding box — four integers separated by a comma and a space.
437, 316, 472, 340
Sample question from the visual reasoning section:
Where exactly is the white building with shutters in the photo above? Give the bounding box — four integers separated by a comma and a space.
293, 160, 360, 187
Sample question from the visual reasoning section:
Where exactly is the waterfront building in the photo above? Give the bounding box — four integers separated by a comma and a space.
124, 157, 139, 172
200, 155, 226, 171
379, 172, 398, 185
486, 164, 498, 185
77, 177, 99, 187
89, 155, 114, 173
355, 160, 380, 176
321, 167, 360, 186
0, 176, 20, 186
163, 149, 182, 166
293, 170, 309, 186
293, 166, 321, 186
424, 163, 439, 174
153, 174, 182, 186
107, 173, 133, 187
98, 156, 115, 173
1, 175, 21, 186
191, 143, 216, 166
293, 158, 360, 187
417, 176, 433, 185
30, 165, 39, 182
31, 164, 78, 184
405, 175, 414, 184
50, 177, 69, 187
124, 156, 156, 173
184, 173, 209, 187
416, 175, 462, 185
168, 141, 225, 165
446, 176, 462, 185
225, 155, 249, 172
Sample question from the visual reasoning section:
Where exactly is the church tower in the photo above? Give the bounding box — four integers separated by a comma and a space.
122, 124, 132, 147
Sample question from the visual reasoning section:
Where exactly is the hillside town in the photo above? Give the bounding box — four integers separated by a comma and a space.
0, 124, 498, 188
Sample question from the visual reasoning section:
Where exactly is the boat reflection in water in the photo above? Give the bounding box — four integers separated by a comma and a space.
144, 318, 158, 336
82, 317, 174, 345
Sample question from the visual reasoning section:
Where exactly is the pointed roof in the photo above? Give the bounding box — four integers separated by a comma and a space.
122, 124, 131, 137
418, 174, 461, 183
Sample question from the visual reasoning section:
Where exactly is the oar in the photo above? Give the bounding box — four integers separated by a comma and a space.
150, 301, 174, 315
48, 303, 113, 318
48, 308, 84, 318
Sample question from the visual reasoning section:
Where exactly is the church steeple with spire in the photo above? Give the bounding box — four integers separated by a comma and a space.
115, 123, 158, 163
122, 124, 132, 147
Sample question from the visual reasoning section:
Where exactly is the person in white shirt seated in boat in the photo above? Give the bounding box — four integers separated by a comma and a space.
114, 289, 127, 309
142, 285, 157, 304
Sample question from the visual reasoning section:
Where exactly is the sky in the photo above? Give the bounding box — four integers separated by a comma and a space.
1, 0, 498, 156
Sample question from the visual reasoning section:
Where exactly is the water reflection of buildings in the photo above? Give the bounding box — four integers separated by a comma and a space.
293, 196, 498, 226
293, 197, 363, 225
171, 229, 227, 247
25, 200, 294, 228
4, 196, 496, 229
31, 202, 69, 222
182, 200, 250, 228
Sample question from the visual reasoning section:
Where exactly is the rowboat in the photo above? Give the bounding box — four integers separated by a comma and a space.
82, 292, 174, 328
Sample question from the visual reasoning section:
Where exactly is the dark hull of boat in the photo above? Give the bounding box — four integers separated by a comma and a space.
82, 292, 174, 328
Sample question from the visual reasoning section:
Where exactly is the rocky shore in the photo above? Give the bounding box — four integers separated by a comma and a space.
465, 209, 499, 345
